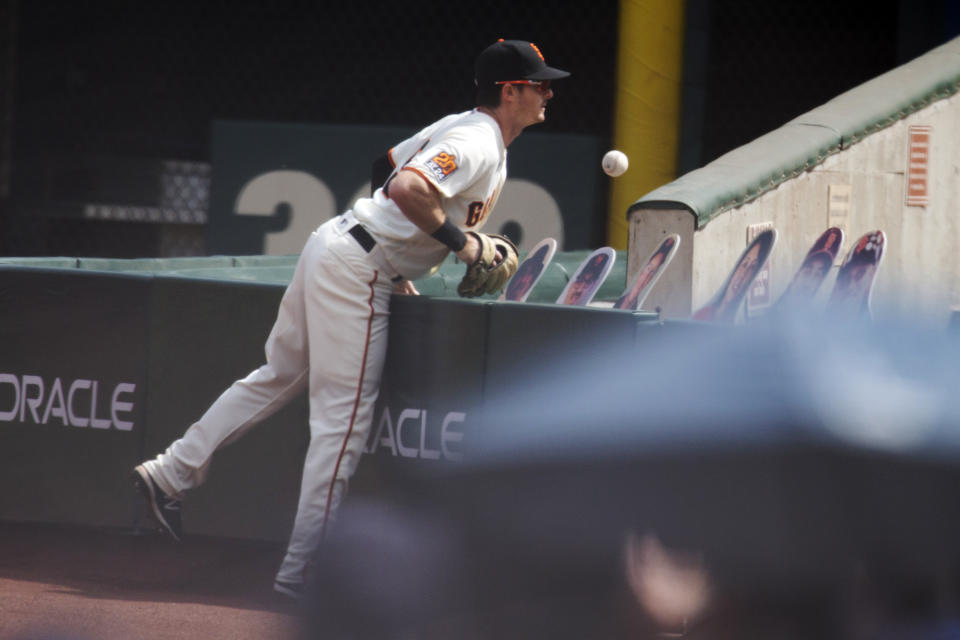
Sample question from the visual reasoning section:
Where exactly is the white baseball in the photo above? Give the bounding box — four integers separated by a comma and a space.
602, 150, 629, 177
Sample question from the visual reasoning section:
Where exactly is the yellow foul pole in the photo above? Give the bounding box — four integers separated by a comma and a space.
607, 0, 686, 249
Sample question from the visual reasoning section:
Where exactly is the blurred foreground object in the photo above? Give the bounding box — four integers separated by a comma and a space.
306, 315, 960, 639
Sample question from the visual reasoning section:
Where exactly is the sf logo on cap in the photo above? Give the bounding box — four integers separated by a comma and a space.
528, 42, 545, 62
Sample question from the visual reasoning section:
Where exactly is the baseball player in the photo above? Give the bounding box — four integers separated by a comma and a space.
131, 38, 570, 598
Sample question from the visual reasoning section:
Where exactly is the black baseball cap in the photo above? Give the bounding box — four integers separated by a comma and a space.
475, 39, 571, 85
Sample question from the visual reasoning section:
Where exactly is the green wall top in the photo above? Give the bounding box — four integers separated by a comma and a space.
631, 36, 960, 229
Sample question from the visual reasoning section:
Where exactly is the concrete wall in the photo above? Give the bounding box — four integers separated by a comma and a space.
628, 37, 960, 325
814, 96, 960, 321
627, 207, 694, 316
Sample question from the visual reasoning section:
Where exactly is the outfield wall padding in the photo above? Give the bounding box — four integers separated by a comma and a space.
0, 263, 656, 541
144, 276, 306, 540
0, 270, 150, 528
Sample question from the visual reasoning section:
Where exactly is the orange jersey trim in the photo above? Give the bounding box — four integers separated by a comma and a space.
399, 166, 442, 190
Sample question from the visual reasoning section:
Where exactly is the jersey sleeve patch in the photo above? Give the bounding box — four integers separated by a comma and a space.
423, 152, 458, 183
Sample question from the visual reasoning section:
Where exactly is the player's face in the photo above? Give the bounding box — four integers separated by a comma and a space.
565, 278, 593, 304
513, 268, 536, 291
723, 244, 761, 302
634, 253, 664, 292
517, 80, 553, 125
843, 264, 875, 295
850, 263, 872, 282
791, 258, 829, 297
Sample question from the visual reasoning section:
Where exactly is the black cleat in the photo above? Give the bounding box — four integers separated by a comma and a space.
273, 580, 305, 601
132, 464, 183, 541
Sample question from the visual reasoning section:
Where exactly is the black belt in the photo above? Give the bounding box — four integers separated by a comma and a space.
347, 223, 404, 282
348, 224, 377, 253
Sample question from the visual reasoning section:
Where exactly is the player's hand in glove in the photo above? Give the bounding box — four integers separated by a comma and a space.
457, 232, 519, 297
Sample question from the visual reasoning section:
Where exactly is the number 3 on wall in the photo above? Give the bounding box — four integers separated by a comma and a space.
234, 170, 337, 255
235, 171, 566, 256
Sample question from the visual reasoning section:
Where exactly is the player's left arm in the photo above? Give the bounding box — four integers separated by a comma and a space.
388, 169, 480, 264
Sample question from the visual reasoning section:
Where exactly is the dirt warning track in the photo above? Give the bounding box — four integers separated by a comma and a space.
0, 522, 302, 640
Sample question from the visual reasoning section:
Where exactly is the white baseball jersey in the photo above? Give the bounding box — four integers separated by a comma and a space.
353, 109, 507, 279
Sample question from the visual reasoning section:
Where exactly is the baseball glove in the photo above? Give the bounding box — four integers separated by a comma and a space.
457, 232, 519, 298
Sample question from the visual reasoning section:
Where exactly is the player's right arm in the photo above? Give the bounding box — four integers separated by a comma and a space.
388, 169, 480, 264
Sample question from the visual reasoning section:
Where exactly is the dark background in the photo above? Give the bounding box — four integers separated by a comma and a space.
0, 0, 957, 257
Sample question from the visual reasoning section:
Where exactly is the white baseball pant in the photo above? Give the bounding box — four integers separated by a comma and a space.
143, 212, 396, 584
